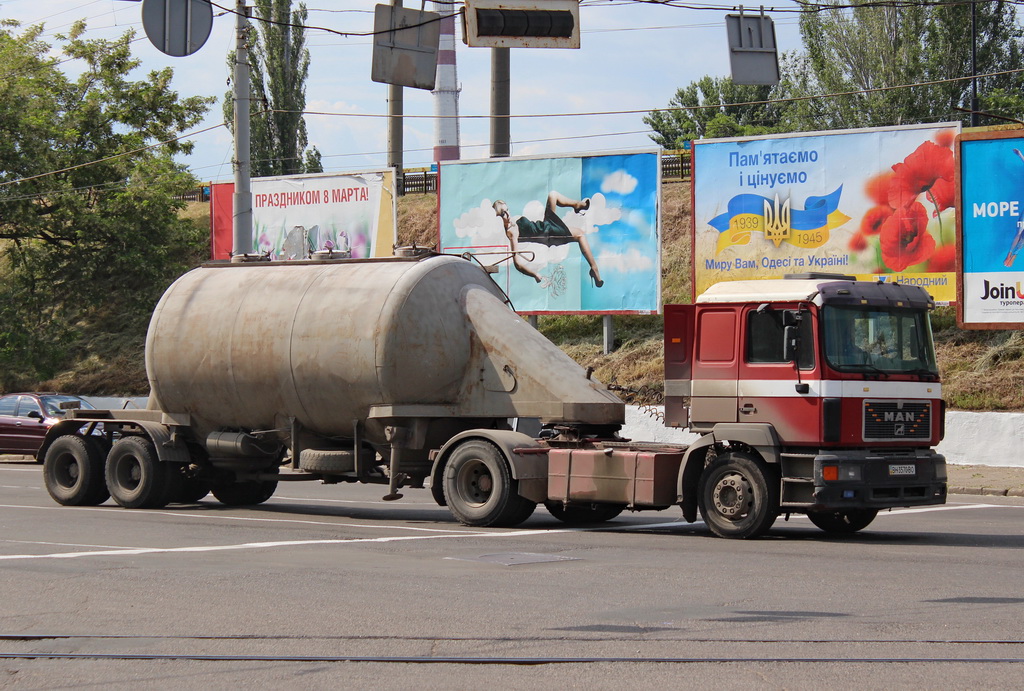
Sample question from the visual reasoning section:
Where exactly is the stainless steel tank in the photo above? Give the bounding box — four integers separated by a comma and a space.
146, 255, 623, 445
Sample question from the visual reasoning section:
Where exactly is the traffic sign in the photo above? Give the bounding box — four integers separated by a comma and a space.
142, 0, 214, 57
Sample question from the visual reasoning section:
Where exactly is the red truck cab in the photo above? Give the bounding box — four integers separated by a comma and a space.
664, 273, 947, 536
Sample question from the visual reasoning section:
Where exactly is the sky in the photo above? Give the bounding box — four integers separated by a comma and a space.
0, 0, 804, 184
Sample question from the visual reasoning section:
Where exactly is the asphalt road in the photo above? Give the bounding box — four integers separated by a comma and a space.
1, 458, 1023, 690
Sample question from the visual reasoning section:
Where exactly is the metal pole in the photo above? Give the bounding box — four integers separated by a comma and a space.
602, 315, 614, 355
231, 0, 253, 259
490, 47, 510, 157
387, 0, 405, 194
970, 0, 978, 127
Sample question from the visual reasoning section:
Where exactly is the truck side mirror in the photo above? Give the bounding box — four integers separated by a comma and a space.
783, 324, 799, 362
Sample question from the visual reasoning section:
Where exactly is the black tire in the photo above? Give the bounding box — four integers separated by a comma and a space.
442, 440, 536, 527
105, 436, 177, 509
174, 473, 211, 504
544, 501, 624, 524
211, 466, 278, 506
299, 449, 355, 474
698, 451, 779, 539
43, 435, 110, 506
807, 508, 878, 534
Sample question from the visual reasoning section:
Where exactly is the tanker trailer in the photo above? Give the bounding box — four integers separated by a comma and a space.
39, 252, 624, 525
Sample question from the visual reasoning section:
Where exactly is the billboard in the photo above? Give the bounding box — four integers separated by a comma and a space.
957, 129, 1024, 329
439, 151, 661, 314
693, 124, 959, 303
210, 170, 397, 260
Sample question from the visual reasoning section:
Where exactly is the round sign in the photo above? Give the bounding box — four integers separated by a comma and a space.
142, 0, 214, 58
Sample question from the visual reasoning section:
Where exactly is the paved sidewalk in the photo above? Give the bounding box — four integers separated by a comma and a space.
947, 464, 1024, 498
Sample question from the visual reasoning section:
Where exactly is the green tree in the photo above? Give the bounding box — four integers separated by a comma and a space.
794, 0, 1024, 128
644, 76, 783, 148
224, 0, 322, 177
0, 22, 211, 389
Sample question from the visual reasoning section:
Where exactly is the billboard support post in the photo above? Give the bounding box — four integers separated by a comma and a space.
231, 0, 253, 259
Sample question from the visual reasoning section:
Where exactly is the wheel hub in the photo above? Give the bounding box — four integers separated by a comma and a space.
712, 472, 751, 518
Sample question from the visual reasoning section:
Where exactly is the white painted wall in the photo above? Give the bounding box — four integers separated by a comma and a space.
620, 407, 1024, 468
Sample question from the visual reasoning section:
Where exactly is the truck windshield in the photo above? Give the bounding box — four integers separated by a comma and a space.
822, 306, 938, 375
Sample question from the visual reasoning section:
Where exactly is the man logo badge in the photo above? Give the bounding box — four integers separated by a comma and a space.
895, 423, 906, 436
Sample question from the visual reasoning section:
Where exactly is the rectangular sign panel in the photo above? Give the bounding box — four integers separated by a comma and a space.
692, 124, 959, 303
210, 170, 397, 260
957, 129, 1024, 329
439, 151, 661, 314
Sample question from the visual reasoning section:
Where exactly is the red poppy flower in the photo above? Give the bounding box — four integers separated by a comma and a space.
848, 232, 868, 252
934, 129, 955, 148
927, 244, 956, 272
888, 141, 955, 209
860, 205, 892, 236
879, 202, 936, 271
926, 177, 955, 214
864, 172, 894, 206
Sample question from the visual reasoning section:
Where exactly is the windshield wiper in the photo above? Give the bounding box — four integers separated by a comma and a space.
837, 362, 890, 378
904, 367, 939, 380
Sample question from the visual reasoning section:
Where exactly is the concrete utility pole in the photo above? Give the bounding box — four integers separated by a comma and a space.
232, 0, 253, 259
387, 0, 405, 193
490, 47, 510, 158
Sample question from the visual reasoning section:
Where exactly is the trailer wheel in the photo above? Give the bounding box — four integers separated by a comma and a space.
43, 435, 110, 506
105, 436, 179, 509
443, 440, 536, 527
807, 508, 878, 534
211, 467, 278, 506
698, 451, 778, 539
544, 501, 624, 524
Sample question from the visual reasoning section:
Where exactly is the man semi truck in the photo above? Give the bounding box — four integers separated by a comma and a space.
38, 252, 946, 539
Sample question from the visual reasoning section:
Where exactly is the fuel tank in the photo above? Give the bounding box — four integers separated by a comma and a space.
145, 255, 623, 444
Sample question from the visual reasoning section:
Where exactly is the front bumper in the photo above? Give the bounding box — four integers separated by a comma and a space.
810, 449, 947, 510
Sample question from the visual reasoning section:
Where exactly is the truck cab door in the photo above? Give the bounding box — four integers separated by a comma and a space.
689, 307, 739, 426
737, 305, 819, 443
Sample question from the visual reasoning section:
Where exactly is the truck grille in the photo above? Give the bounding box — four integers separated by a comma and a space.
863, 400, 931, 441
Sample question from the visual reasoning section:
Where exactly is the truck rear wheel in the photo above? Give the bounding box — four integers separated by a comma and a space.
211, 467, 278, 506
443, 440, 535, 527
698, 451, 778, 539
105, 436, 180, 509
544, 501, 624, 524
807, 508, 878, 534
43, 435, 110, 506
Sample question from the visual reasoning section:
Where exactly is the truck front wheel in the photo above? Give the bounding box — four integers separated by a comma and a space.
698, 452, 778, 539
443, 440, 535, 527
807, 509, 878, 534
44, 435, 110, 506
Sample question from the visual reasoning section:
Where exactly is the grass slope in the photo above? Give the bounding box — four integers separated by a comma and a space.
31, 190, 1024, 411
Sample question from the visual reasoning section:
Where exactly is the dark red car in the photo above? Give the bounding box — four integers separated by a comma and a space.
0, 393, 95, 456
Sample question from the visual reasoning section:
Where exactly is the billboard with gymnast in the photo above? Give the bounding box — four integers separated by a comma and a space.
439, 151, 661, 314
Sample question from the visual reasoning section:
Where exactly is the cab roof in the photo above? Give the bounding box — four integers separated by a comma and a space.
696, 278, 836, 304
696, 276, 935, 310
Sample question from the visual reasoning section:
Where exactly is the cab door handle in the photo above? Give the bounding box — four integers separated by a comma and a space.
739, 404, 756, 415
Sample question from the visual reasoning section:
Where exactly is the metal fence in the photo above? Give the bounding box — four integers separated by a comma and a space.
181, 152, 691, 201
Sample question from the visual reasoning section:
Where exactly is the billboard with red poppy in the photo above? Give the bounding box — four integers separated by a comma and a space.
957, 129, 1024, 329
692, 123, 959, 303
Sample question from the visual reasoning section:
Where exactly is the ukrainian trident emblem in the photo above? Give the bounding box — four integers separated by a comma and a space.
763, 194, 791, 247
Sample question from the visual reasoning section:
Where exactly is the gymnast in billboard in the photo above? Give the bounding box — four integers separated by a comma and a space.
493, 192, 604, 287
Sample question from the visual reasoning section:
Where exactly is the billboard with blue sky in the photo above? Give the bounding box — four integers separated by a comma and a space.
957, 129, 1024, 328
439, 151, 661, 313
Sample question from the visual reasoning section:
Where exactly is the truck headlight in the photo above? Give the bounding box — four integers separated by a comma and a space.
822, 465, 862, 482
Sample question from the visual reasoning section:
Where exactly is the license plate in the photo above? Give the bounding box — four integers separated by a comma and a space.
889, 464, 916, 476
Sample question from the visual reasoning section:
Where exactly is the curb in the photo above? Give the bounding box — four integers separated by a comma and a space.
949, 486, 1024, 498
